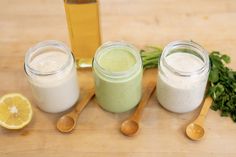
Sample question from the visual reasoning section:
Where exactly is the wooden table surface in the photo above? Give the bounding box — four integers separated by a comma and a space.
1, 0, 236, 156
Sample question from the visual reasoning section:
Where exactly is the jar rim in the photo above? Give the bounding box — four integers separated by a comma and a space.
93, 41, 142, 79
161, 40, 209, 77
24, 40, 73, 76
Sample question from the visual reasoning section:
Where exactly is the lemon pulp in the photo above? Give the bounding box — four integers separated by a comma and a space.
0, 93, 33, 129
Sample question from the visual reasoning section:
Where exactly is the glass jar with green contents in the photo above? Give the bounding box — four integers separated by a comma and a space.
93, 41, 143, 113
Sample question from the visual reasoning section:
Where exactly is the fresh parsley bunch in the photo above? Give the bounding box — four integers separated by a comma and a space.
208, 52, 236, 122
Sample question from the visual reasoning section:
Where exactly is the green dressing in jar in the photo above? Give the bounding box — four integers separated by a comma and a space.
93, 41, 143, 113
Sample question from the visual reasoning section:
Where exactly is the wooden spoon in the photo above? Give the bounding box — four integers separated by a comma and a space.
186, 96, 213, 140
120, 82, 156, 136
56, 88, 95, 133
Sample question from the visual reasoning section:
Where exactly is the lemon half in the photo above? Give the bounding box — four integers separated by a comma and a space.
0, 93, 33, 129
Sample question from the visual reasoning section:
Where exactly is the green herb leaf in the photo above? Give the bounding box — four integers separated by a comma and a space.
209, 67, 219, 83
221, 54, 231, 63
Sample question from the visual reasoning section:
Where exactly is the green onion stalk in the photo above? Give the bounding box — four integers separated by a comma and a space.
140, 46, 162, 69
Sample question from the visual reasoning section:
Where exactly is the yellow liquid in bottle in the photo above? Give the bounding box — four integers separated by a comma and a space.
64, 0, 101, 59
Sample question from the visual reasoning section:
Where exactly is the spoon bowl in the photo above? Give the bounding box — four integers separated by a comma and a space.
120, 82, 156, 136
57, 115, 76, 133
186, 123, 205, 140
185, 96, 212, 140
56, 88, 95, 133
120, 120, 139, 136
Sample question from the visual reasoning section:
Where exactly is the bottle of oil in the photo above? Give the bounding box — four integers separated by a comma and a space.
64, 0, 101, 60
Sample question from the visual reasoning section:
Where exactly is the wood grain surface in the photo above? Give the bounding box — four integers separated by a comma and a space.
1, 0, 236, 156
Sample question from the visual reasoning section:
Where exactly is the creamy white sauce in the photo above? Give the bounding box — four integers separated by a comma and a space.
30, 51, 67, 73
157, 52, 209, 113
27, 50, 79, 113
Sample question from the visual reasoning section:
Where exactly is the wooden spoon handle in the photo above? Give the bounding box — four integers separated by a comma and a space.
195, 96, 213, 125
132, 81, 156, 122
74, 88, 95, 115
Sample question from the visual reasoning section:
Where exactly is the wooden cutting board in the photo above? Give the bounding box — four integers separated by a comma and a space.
1, 0, 236, 156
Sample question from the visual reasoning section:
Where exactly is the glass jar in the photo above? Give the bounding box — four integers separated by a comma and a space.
93, 41, 143, 113
24, 40, 79, 113
157, 40, 210, 113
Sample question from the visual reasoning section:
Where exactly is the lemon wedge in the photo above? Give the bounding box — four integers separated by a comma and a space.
0, 93, 33, 129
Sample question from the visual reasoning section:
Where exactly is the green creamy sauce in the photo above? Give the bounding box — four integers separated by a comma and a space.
98, 48, 136, 72
94, 47, 142, 113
